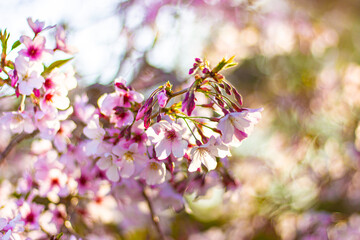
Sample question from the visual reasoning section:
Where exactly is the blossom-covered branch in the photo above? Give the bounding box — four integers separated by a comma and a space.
0, 18, 262, 240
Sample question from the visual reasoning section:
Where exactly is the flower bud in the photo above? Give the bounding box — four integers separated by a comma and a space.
195, 58, 202, 63
157, 89, 168, 108
224, 82, 231, 95
189, 68, 195, 75
232, 88, 243, 106
202, 68, 210, 74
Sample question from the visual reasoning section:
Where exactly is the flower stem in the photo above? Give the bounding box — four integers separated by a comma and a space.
169, 87, 188, 99
142, 187, 166, 240
19, 94, 26, 112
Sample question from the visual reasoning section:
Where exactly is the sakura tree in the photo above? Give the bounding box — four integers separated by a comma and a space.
0, 19, 261, 240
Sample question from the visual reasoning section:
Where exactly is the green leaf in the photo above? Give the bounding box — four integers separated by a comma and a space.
42, 58, 74, 76
212, 58, 227, 73
0, 29, 10, 54
11, 40, 21, 51
212, 56, 237, 73
223, 62, 238, 69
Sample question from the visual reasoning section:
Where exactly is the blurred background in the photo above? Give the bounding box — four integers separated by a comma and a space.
3, 0, 360, 239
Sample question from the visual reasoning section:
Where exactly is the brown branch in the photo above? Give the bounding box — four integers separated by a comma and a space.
142, 187, 166, 240
0, 130, 39, 165
169, 88, 188, 99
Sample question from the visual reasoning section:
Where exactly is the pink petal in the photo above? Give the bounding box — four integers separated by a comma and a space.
155, 139, 171, 160
106, 166, 119, 182
171, 139, 187, 158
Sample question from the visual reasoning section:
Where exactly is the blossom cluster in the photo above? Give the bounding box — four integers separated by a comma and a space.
0, 19, 261, 239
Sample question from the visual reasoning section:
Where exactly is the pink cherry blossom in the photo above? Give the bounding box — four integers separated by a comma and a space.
129, 121, 148, 154
74, 94, 96, 122
76, 165, 100, 195
27, 18, 54, 35
38, 167, 70, 200
48, 204, 67, 230
97, 153, 120, 182
140, 160, 166, 185
0, 214, 25, 240
54, 120, 76, 152
14, 56, 45, 95
218, 108, 262, 147
147, 120, 188, 160
110, 107, 134, 128
0, 111, 35, 134
188, 136, 231, 172
19, 35, 51, 61
83, 115, 106, 156
34, 110, 61, 139
55, 25, 76, 53
19, 201, 44, 230
40, 88, 70, 113
117, 89, 144, 108
112, 143, 148, 178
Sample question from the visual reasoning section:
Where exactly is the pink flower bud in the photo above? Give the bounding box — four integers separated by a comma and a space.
136, 97, 153, 121
9, 69, 18, 87
143, 108, 152, 129
33, 88, 40, 98
157, 90, 168, 108
182, 91, 196, 116
202, 68, 210, 74
232, 88, 243, 106
15, 87, 20, 98
224, 82, 231, 95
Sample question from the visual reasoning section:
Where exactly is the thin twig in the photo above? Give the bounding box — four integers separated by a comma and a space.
142, 187, 166, 240
0, 130, 39, 165
169, 88, 188, 98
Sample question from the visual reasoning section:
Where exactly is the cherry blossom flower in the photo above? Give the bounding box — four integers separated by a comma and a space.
54, 120, 76, 152
48, 204, 67, 230
19, 35, 51, 61
34, 110, 61, 139
0, 214, 25, 240
14, 56, 45, 95
110, 107, 134, 128
75, 165, 100, 195
140, 160, 166, 185
218, 108, 262, 147
38, 168, 70, 201
97, 153, 120, 182
112, 143, 148, 178
55, 25, 76, 53
147, 120, 188, 160
0, 111, 35, 134
74, 94, 96, 122
83, 115, 106, 156
114, 79, 144, 108
40, 87, 70, 113
63, 66, 78, 91
129, 121, 148, 154
16, 172, 34, 194
19, 201, 44, 230
27, 18, 53, 35
99, 84, 143, 118
188, 136, 231, 172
